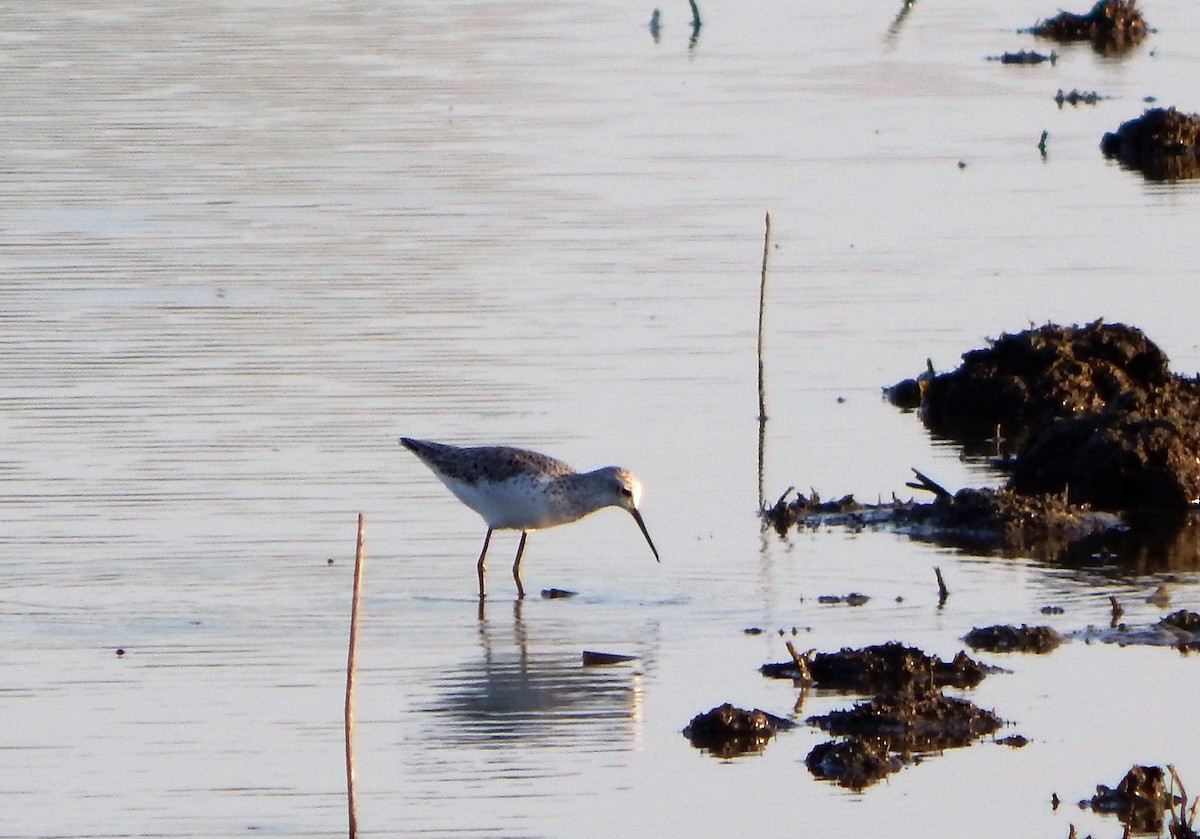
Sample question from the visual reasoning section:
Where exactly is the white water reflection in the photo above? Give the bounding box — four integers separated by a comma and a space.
427, 603, 643, 747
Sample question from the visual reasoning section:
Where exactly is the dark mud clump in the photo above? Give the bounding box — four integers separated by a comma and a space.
892, 321, 1200, 514
810, 685, 1003, 753
806, 738, 901, 790
1087, 765, 1173, 834
1101, 107, 1200, 180
1030, 0, 1148, 54
909, 320, 1171, 439
772, 643, 1002, 788
805, 642, 988, 691
1161, 609, 1200, 634
964, 624, 1063, 654
1010, 380, 1200, 511
683, 703, 794, 758
760, 642, 990, 690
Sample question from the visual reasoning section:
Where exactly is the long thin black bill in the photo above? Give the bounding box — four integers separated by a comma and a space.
630, 509, 660, 562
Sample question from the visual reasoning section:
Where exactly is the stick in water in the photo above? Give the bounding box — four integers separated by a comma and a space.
346, 514, 366, 839
757, 211, 771, 511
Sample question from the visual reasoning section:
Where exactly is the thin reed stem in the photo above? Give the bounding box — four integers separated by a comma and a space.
346, 513, 366, 839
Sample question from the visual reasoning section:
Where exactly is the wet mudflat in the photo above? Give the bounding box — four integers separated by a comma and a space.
3, 1, 1200, 838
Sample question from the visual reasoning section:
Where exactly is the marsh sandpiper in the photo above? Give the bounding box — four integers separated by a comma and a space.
400, 437, 659, 599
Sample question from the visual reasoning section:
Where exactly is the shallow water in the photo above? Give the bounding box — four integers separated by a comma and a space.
3, 1, 1200, 837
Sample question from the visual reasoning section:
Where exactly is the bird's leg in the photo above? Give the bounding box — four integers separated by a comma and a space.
477, 528, 493, 600
512, 531, 528, 599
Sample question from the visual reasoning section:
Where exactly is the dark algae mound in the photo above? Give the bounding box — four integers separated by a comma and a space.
1102, 107, 1200, 180
1030, 0, 1149, 54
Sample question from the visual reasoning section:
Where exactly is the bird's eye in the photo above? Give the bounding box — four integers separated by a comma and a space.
620, 487, 633, 497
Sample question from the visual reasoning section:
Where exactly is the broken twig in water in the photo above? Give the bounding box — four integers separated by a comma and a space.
785, 640, 813, 684
1110, 595, 1123, 628
935, 566, 949, 604
907, 468, 953, 501
1168, 764, 1200, 838
687, 0, 702, 48
345, 514, 366, 839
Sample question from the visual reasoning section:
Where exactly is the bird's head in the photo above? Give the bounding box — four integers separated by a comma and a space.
599, 467, 659, 562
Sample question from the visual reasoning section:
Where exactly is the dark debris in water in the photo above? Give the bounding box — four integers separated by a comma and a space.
988, 49, 1057, 65
682, 703, 794, 759
581, 650, 637, 666
996, 734, 1029, 747
816, 592, 870, 607
1029, 0, 1148, 54
763, 482, 1120, 557
1056, 88, 1107, 107
1102, 107, 1200, 180
1071, 608, 1200, 649
964, 624, 1063, 654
